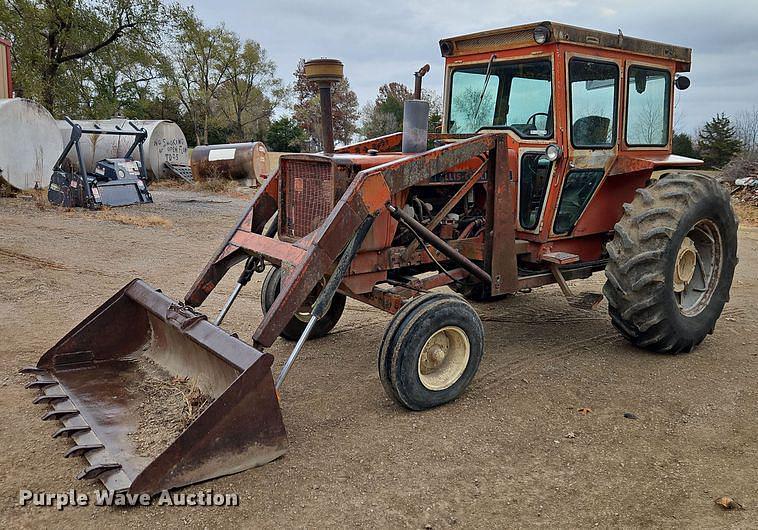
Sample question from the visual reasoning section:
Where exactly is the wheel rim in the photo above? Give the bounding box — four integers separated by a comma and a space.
278, 275, 329, 323
417, 326, 470, 391
674, 219, 723, 317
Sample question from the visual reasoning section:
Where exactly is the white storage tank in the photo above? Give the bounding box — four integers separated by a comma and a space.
0, 98, 63, 190
87, 119, 189, 179
56, 121, 95, 172
0, 37, 11, 99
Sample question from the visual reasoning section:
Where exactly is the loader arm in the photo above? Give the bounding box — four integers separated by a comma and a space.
184, 134, 500, 348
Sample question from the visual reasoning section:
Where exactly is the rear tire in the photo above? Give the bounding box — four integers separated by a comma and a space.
261, 266, 346, 341
378, 293, 484, 410
603, 172, 738, 353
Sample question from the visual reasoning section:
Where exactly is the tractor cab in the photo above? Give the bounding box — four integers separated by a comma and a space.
440, 22, 697, 260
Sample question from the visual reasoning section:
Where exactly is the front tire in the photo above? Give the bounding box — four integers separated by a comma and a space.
261, 266, 346, 341
378, 293, 484, 410
603, 172, 738, 353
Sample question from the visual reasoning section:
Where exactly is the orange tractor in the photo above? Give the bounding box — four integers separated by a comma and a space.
24, 22, 737, 494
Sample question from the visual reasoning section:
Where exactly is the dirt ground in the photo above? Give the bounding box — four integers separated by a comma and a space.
1, 188, 756, 529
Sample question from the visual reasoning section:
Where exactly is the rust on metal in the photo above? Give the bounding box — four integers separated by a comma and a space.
403, 156, 488, 259
488, 137, 518, 295
26, 279, 287, 494
440, 21, 691, 69
335, 132, 403, 154
190, 142, 268, 183
387, 204, 491, 285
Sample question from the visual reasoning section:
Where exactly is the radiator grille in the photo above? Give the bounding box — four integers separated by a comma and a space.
281, 159, 334, 239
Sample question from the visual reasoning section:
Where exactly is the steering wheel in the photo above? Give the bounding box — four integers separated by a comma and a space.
526, 112, 549, 127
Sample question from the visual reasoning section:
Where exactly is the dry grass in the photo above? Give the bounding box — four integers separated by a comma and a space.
96, 208, 173, 228
151, 177, 253, 199
734, 201, 758, 227
0, 181, 18, 198
730, 184, 758, 227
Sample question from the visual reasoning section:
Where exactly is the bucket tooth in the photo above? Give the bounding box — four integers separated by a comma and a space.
25, 379, 58, 389
76, 463, 122, 480
33, 394, 68, 404
42, 409, 78, 421
64, 444, 104, 458
20, 366, 46, 374
52, 426, 91, 439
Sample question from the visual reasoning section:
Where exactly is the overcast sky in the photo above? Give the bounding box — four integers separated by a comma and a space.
185, 0, 757, 134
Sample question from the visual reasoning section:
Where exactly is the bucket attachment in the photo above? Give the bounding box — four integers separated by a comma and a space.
22, 279, 287, 494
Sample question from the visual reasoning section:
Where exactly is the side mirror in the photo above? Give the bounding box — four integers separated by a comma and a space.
675, 76, 691, 90
635, 74, 647, 94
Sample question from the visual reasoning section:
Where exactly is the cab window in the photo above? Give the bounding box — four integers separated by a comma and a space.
625, 66, 671, 146
569, 58, 619, 148
448, 59, 553, 138
519, 152, 553, 230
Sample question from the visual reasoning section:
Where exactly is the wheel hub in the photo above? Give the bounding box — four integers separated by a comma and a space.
418, 326, 470, 391
672, 220, 723, 316
674, 237, 697, 292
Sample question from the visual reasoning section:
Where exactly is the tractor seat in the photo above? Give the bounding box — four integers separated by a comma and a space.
572, 116, 611, 146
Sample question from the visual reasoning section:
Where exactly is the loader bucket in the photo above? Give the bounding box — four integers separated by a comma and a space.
22, 279, 287, 494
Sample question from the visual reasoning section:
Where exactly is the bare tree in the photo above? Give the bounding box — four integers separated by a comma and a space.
217, 40, 284, 141
734, 107, 758, 153
166, 12, 237, 145
450, 86, 494, 133
630, 99, 666, 145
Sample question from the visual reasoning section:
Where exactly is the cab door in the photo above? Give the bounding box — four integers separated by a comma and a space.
547, 53, 621, 239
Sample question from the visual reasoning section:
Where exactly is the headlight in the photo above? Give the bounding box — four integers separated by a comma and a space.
533, 25, 550, 45
545, 144, 563, 162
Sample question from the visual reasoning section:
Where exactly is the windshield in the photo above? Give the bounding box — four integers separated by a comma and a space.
447, 59, 553, 137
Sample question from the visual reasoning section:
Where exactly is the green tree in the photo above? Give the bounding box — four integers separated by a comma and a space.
164, 11, 238, 145
698, 114, 743, 168
216, 40, 285, 142
0, 0, 166, 113
292, 58, 359, 150
672, 132, 699, 159
265, 117, 306, 152
360, 82, 443, 138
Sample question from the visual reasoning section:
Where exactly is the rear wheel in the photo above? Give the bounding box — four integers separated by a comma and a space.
378, 293, 484, 410
603, 172, 738, 353
261, 266, 346, 341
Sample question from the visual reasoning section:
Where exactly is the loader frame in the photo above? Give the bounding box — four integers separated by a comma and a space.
185, 132, 605, 348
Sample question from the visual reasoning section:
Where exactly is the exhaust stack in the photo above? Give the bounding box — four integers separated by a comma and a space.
304, 58, 344, 154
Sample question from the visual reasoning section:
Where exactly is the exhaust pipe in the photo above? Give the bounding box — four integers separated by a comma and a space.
413, 63, 430, 99
304, 58, 344, 154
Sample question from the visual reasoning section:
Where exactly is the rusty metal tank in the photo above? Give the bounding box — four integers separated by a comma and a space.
84, 119, 189, 179
56, 121, 95, 172
190, 142, 268, 186
0, 98, 63, 190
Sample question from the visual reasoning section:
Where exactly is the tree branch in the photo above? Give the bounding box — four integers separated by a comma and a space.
58, 21, 137, 64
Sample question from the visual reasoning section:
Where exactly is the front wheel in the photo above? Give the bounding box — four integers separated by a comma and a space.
603, 172, 738, 353
260, 266, 346, 341
378, 293, 484, 410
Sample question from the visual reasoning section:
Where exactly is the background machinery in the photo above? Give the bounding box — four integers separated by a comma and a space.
24, 22, 737, 494
48, 118, 153, 208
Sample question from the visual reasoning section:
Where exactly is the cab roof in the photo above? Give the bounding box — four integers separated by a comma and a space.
440, 21, 691, 72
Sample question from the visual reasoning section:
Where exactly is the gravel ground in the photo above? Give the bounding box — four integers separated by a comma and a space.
1, 188, 756, 528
